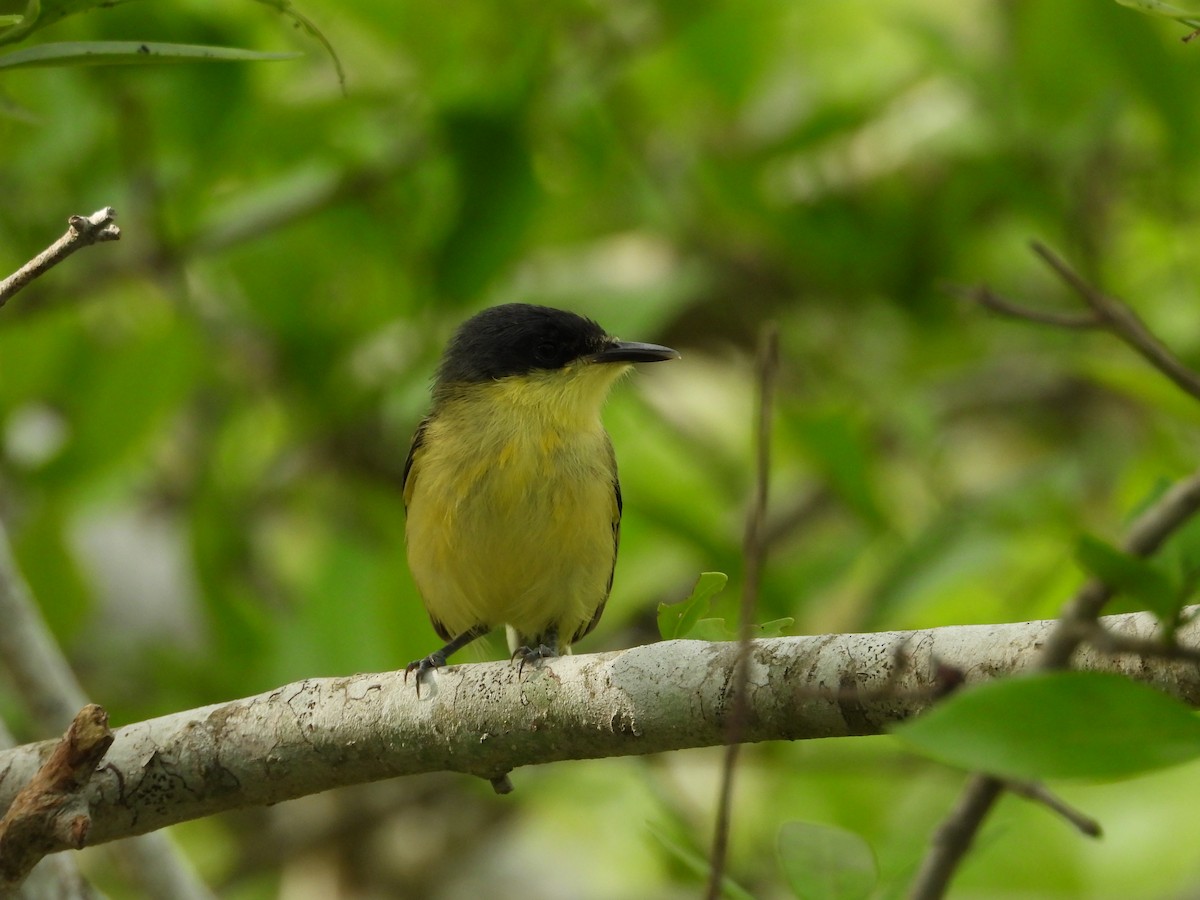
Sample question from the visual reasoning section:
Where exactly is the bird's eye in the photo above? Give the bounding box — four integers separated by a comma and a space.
533, 340, 558, 365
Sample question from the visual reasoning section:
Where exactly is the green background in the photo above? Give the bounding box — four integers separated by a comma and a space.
3, 0, 1200, 896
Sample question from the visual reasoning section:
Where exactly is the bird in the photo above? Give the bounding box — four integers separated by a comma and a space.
402, 303, 679, 693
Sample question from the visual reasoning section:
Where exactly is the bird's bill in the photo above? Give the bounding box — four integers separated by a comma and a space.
591, 340, 680, 364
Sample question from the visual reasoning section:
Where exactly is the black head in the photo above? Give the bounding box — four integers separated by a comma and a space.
436, 304, 612, 386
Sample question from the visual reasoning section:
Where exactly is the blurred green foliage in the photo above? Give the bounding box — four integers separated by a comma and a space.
4, 0, 1200, 897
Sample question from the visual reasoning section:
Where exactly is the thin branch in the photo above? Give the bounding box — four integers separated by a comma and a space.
1002, 780, 1102, 838
1084, 624, 1200, 665
908, 466, 1200, 900
0, 209, 121, 308
1029, 242, 1200, 402
912, 776, 1004, 899
953, 243, 1200, 404
948, 282, 1100, 330
0, 705, 113, 892
707, 323, 779, 899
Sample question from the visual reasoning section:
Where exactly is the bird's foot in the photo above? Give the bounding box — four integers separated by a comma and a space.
404, 651, 447, 697
510, 643, 558, 676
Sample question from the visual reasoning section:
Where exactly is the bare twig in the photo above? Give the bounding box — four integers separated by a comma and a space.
908, 466, 1200, 900
953, 244, 1200, 403
0, 705, 113, 892
707, 323, 779, 900
1003, 780, 1102, 838
1084, 622, 1200, 665
948, 282, 1100, 330
1029, 241, 1200, 403
0, 209, 121, 308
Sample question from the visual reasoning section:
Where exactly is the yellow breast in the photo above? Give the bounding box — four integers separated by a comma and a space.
404, 368, 624, 646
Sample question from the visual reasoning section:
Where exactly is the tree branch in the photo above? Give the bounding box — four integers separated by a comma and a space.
0, 209, 121, 308
0, 608, 1196, 854
947, 282, 1100, 330
1002, 779, 1102, 838
953, 242, 1200, 403
0, 706, 113, 892
1029, 241, 1200, 403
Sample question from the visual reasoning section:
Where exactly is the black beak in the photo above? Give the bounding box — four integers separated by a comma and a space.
592, 340, 680, 364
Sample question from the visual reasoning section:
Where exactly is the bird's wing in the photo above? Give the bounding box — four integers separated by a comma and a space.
401, 416, 430, 513
572, 435, 622, 645
402, 416, 454, 641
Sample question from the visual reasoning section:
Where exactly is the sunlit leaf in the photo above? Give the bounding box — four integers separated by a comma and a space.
658, 571, 727, 639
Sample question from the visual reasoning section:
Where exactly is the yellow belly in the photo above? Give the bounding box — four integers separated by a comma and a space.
405, 411, 618, 647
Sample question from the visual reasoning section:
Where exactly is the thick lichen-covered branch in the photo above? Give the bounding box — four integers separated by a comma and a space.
0, 609, 1197, 855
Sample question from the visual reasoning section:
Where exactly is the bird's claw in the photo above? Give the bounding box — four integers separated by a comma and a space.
510, 644, 557, 676
404, 653, 445, 698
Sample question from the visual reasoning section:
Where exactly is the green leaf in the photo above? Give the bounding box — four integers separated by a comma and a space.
1159, 515, 1200, 607
1075, 534, 1179, 620
777, 821, 878, 900
658, 571, 727, 639
894, 671, 1200, 780
0, 41, 301, 72
0, 16, 24, 26
688, 617, 734, 641
756, 617, 794, 638
1114, 0, 1200, 27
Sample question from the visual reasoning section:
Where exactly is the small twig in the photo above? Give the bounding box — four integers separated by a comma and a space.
952, 243, 1200, 404
0, 705, 113, 891
1031, 242, 1200, 403
0, 208, 121, 308
1003, 780, 1102, 838
488, 773, 514, 795
909, 465, 1200, 900
706, 323, 779, 900
1084, 623, 1200, 665
911, 777, 1004, 900
948, 282, 1100, 330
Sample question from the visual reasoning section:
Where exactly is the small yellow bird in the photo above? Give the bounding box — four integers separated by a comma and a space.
403, 303, 679, 691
